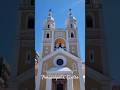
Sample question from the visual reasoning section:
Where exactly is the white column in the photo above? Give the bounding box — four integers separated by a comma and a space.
41, 30, 44, 56
77, 62, 85, 90
76, 28, 80, 57
35, 61, 43, 90
67, 79, 73, 90
66, 30, 69, 52
46, 79, 52, 90
51, 30, 54, 52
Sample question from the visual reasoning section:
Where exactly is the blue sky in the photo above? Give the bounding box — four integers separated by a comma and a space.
35, 0, 85, 60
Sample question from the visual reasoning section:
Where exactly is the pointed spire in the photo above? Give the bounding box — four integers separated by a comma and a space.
69, 8, 72, 16
46, 9, 55, 22
48, 9, 52, 16
44, 9, 55, 29
66, 9, 77, 29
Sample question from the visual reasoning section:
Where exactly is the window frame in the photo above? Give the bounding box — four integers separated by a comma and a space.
27, 16, 34, 29
90, 48, 94, 63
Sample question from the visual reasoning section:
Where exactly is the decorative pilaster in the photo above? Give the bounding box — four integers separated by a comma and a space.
51, 30, 54, 52
35, 61, 43, 90
46, 79, 52, 90
66, 30, 70, 52
67, 79, 73, 90
77, 62, 85, 90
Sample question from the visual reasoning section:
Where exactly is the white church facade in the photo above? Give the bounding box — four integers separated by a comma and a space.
36, 9, 85, 90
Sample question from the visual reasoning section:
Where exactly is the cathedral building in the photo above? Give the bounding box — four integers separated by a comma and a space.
36, 9, 85, 90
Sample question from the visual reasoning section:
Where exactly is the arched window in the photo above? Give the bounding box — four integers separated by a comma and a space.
31, 0, 34, 6
28, 16, 34, 29
57, 83, 63, 90
71, 24, 73, 28
86, 0, 90, 4
48, 24, 50, 28
46, 33, 49, 38
54, 38, 66, 50
56, 59, 64, 66
86, 15, 93, 28
26, 50, 32, 64
90, 48, 94, 63
71, 32, 74, 38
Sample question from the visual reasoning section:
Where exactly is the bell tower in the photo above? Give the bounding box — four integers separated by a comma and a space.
17, 0, 34, 75
16, 0, 35, 89
42, 9, 55, 57
66, 9, 80, 57
86, 0, 107, 74
85, 0, 112, 90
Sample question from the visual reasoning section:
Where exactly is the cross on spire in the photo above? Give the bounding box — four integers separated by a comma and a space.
48, 9, 52, 16
69, 8, 72, 16
49, 9, 52, 12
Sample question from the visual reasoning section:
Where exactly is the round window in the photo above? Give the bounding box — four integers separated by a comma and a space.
53, 56, 67, 67
56, 59, 64, 66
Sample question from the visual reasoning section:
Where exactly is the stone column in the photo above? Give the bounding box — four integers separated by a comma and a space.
66, 30, 69, 52
35, 61, 43, 90
77, 62, 85, 90
51, 30, 54, 52
67, 79, 73, 90
46, 79, 52, 90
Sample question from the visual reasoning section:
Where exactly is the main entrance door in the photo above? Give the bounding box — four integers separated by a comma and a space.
52, 79, 67, 90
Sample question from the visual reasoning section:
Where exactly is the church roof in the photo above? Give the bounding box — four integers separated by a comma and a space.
42, 48, 82, 63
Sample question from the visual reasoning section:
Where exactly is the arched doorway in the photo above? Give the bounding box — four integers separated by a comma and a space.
52, 79, 67, 90
57, 83, 63, 90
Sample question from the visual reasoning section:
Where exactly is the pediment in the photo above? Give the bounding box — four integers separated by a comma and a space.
42, 49, 81, 63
